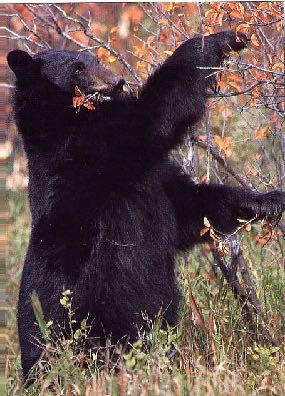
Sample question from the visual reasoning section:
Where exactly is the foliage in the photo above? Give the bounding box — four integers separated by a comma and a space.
5, 195, 285, 395
2, 1, 285, 394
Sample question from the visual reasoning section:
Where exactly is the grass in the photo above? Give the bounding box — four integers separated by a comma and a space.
5, 193, 285, 395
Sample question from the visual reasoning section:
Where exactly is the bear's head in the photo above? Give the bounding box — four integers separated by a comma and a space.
7, 49, 125, 104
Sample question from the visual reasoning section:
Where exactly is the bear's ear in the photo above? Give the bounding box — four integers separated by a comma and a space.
7, 50, 35, 78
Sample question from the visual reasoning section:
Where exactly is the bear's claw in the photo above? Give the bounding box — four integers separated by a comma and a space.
240, 190, 285, 222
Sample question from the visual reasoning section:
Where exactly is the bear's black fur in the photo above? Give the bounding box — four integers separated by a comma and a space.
7, 31, 285, 382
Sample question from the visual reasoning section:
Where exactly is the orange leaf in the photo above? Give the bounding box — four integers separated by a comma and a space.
97, 47, 110, 59
230, 10, 241, 19
107, 55, 117, 63
200, 226, 210, 237
217, 12, 224, 26
257, 2, 269, 10
203, 272, 216, 282
83, 102, 95, 110
187, 3, 197, 14
69, 31, 89, 46
256, 236, 268, 245
243, 223, 252, 232
237, 3, 245, 15
123, 5, 144, 24
247, 167, 258, 176
228, 80, 241, 91
214, 135, 232, 156
165, 2, 175, 12
251, 34, 260, 47
73, 96, 84, 108
236, 23, 250, 33
110, 26, 119, 34
272, 62, 284, 71
159, 18, 168, 25
254, 128, 268, 139
270, 114, 278, 122
218, 80, 227, 90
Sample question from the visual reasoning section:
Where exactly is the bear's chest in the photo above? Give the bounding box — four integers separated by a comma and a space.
90, 183, 177, 261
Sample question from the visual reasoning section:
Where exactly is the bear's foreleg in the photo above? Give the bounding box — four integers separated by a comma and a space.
165, 175, 285, 250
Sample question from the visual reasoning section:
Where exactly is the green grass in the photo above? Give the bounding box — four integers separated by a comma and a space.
0, 376, 6, 396
5, 194, 285, 395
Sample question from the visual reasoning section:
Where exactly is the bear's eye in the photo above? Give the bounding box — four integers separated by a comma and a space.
74, 62, 85, 74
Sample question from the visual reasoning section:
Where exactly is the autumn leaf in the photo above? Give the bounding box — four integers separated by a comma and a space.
73, 86, 96, 112
158, 18, 168, 25
272, 62, 284, 71
237, 3, 245, 15
83, 102, 95, 111
107, 55, 117, 63
186, 3, 197, 14
243, 223, 252, 232
251, 33, 260, 47
214, 135, 232, 157
200, 226, 210, 237
251, 69, 267, 80
228, 80, 241, 91
257, 2, 269, 10
203, 271, 216, 282
270, 114, 278, 122
217, 80, 227, 90
256, 235, 269, 246
230, 10, 241, 19
200, 217, 211, 236
122, 5, 143, 24
110, 26, 119, 34
256, 221, 276, 245
247, 167, 258, 176
236, 23, 250, 33
254, 128, 268, 139
164, 2, 176, 12
73, 96, 84, 109
69, 31, 89, 46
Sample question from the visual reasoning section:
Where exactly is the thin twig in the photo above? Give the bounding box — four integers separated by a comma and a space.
193, 138, 249, 188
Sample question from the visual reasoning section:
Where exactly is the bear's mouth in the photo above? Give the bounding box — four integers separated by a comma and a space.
73, 86, 123, 113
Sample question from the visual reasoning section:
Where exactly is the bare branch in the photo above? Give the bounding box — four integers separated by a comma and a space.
193, 138, 249, 188
0, 26, 45, 49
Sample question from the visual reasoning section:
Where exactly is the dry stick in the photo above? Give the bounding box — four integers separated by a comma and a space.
212, 248, 253, 325
238, 252, 262, 314
26, 4, 142, 85
195, 140, 278, 343
150, 2, 190, 40
237, 251, 277, 344
195, 136, 285, 233
0, 11, 51, 49
212, 248, 277, 344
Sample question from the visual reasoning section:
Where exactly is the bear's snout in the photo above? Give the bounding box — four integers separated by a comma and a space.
112, 77, 125, 93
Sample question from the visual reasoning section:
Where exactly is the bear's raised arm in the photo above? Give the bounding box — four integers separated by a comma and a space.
136, 31, 247, 150
107, 31, 247, 185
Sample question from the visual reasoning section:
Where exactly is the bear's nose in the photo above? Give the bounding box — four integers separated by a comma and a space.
113, 78, 125, 93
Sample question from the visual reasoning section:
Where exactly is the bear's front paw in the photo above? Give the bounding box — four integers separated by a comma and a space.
237, 190, 285, 222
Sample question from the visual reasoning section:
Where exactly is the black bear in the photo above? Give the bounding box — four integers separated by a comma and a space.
7, 31, 285, 382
